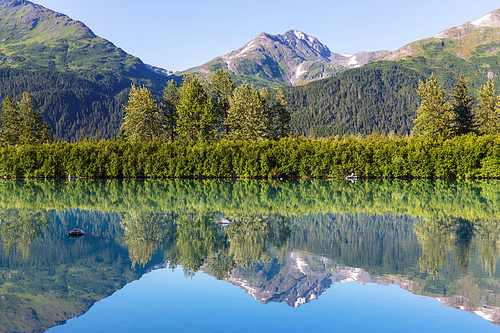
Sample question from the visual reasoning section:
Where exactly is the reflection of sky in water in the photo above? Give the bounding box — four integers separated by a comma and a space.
48, 268, 499, 333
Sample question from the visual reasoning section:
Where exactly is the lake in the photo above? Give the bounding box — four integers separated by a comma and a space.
0, 178, 499, 332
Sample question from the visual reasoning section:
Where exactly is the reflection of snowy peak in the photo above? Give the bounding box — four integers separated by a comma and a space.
227, 251, 377, 308
436, 295, 500, 325
223, 251, 500, 325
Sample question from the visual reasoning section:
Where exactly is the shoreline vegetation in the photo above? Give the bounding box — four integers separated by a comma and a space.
0, 72, 499, 179
0, 134, 499, 179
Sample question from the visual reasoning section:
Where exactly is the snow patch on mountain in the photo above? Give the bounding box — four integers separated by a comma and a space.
295, 62, 307, 79
295, 254, 307, 275
434, 10, 500, 38
348, 55, 359, 67
237, 40, 257, 57
471, 12, 500, 28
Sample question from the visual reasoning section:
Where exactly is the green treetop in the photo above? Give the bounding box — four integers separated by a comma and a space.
475, 78, 500, 136
450, 75, 475, 136
225, 83, 270, 141
271, 88, 290, 139
0, 96, 19, 145
121, 85, 162, 143
210, 69, 236, 135
414, 75, 454, 139
175, 74, 216, 142
159, 80, 179, 143
0, 92, 53, 146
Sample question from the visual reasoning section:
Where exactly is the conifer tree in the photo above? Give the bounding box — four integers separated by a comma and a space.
0, 93, 52, 146
176, 74, 216, 142
414, 75, 454, 139
210, 69, 236, 135
225, 83, 268, 141
450, 75, 475, 135
0, 96, 19, 145
475, 78, 500, 136
272, 88, 290, 139
121, 85, 161, 142
159, 80, 179, 142
17, 92, 53, 145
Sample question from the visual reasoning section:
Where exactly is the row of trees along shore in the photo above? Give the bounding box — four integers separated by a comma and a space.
415, 75, 500, 138
119, 70, 290, 142
0, 72, 499, 179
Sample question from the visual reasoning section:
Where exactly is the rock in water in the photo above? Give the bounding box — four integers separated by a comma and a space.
68, 228, 85, 236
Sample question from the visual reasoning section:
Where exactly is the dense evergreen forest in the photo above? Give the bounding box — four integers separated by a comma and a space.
0, 67, 171, 141
283, 64, 425, 136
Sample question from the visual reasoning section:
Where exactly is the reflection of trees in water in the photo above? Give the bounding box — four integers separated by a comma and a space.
175, 212, 227, 277
122, 209, 291, 278
121, 211, 177, 267
415, 216, 499, 276
477, 220, 500, 275
0, 208, 53, 258
453, 218, 475, 275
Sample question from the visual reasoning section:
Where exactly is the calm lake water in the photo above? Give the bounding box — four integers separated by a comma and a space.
1, 178, 500, 332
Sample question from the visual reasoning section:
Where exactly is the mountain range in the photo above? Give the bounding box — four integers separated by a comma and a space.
0, 1, 500, 139
284, 9, 500, 136
182, 30, 388, 88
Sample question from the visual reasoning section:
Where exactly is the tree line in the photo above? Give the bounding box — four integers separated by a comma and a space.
1, 134, 499, 179
0, 92, 53, 146
119, 69, 291, 143
414, 74, 500, 138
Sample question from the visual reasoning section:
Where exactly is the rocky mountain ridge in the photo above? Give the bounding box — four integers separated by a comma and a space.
378, 9, 500, 64
185, 30, 388, 87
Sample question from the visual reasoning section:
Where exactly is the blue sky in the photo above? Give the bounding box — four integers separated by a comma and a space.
34, 0, 500, 71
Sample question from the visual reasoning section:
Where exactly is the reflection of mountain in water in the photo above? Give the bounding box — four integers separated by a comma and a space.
0, 209, 157, 333
1, 179, 500, 331
227, 251, 376, 307
225, 250, 500, 325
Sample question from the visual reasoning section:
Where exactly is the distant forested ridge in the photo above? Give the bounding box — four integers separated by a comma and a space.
0, 67, 129, 141
283, 64, 425, 137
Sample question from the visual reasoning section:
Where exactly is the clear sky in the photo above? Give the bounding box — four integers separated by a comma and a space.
32, 0, 500, 71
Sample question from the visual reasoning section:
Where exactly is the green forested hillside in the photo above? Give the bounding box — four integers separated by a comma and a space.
0, 1, 171, 141
284, 10, 500, 137
0, 67, 128, 140
284, 64, 425, 136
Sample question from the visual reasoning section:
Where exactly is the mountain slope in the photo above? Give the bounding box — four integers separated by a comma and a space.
185, 30, 388, 88
285, 8, 500, 136
284, 63, 424, 136
0, 0, 165, 86
376, 9, 500, 89
0, 0, 171, 141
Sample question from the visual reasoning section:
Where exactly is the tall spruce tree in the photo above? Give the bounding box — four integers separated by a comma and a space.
17, 92, 53, 145
159, 80, 179, 142
175, 74, 216, 142
450, 75, 475, 136
414, 75, 454, 139
210, 69, 236, 135
0, 93, 52, 145
0, 96, 19, 145
225, 83, 269, 141
271, 88, 290, 139
121, 85, 161, 143
475, 78, 500, 136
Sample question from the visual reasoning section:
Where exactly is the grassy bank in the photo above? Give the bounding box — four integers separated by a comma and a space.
0, 134, 499, 179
